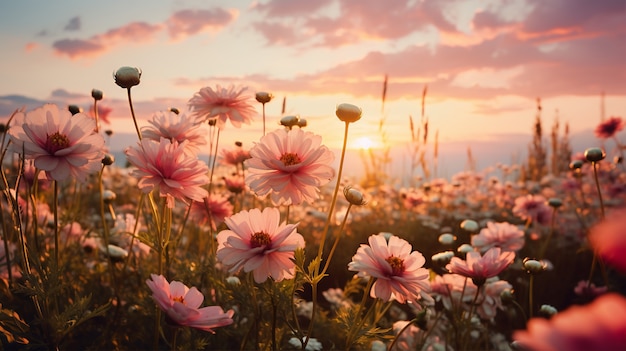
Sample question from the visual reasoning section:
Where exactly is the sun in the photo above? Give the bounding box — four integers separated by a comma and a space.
353, 137, 374, 150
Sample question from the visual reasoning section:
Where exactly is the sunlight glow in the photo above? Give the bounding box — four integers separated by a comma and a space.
354, 137, 374, 150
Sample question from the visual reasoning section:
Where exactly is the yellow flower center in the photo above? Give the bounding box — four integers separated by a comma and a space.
172, 296, 184, 304
280, 152, 301, 166
250, 232, 271, 248
385, 255, 405, 276
45, 132, 70, 153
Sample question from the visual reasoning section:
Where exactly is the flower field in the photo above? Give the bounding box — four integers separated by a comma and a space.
0, 66, 625, 351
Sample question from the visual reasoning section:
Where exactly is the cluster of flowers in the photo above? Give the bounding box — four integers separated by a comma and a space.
0, 65, 625, 350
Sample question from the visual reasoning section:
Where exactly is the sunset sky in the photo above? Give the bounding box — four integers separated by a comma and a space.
0, 0, 624, 177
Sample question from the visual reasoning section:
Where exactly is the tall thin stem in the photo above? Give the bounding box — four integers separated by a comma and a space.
127, 88, 142, 141
53, 180, 60, 267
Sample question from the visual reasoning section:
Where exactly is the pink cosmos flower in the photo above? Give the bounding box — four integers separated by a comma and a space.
446, 247, 514, 284
141, 111, 207, 154
145, 274, 234, 332
245, 128, 335, 206
589, 208, 626, 273
188, 85, 256, 130
471, 221, 525, 253
513, 293, 626, 351
348, 233, 430, 303
189, 193, 234, 231
125, 138, 209, 208
595, 116, 624, 139
216, 207, 304, 283
221, 146, 251, 168
430, 274, 478, 312
512, 194, 552, 226
223, 174, 246, 194
477, 279, 512, 320
8, 104, 105, 183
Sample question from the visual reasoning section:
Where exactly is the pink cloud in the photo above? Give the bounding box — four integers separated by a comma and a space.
52, 38, 105, 58
166, 8, 238, 40
50, 7, 236, 59
24, 42, 39, 52
253, 0, 333, 17
253, 0, 460, 47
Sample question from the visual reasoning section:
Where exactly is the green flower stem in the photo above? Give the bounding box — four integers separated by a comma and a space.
529, 274, 535, 319
588, 161, 608, 288
345, 277, 375, 350
93, 97, 100, 133
127, 87, 142, 141
320, 203, 353, 276
53, 180, 60, 269
539, 207, 558, 259
388, 318, 416, 351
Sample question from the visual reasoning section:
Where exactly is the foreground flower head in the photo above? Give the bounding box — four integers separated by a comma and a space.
595, 116, 624, 139
141, 111, 207, 154
513, 293, 626, 351
348, 233, 430, 303
8, 104, 105, 183
589, 208, 626, 273
145, 274, 234, 333
188, 85, 256, 129
125, 138, 209, 208
216, 208, 304, 283
245, 128, 335, 206
446, 247, 514, 284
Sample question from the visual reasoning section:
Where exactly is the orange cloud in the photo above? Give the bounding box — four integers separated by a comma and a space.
24, 42, 39, 52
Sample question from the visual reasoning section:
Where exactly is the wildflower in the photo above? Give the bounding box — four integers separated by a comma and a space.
188, 85, 256, 129
471, 221, 525, 253
584, 147, 606, 162
430, 273, 477, 312
280, 115, 300, 128
220, 146, 251, 167
477, 278, 513, 319
336, 103, 362, 123
255, 92, 273, 104
8, 104, 105, 183
446, 247, 514, 285
513, 293, 626, 351
216, 208, 304, 283
114, 66, 141, 89
245, 128, 335, 206
348, 233, 430, 303
189, 193, 234, 231
573, 280, 607, 298
343, 186, 367, 206
125, 138, 209, 208
222, 174, 246, 194
595, 116, 624, 139
589, 208, 626, 273
145, 274, 234, 332
512, 194, 552, 226
141, 111, 207, 154
91, 89, 103, 101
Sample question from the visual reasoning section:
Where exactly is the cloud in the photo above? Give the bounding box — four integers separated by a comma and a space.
64, 16, 81, 31
52, 38, 105, 58
166, 8, 238, 40
252, 0, 461, 47
50, 7, 235, 59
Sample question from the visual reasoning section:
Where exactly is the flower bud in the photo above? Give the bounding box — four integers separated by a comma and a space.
169, 107, 180, 115
104, 244, 128, 261
539, 304, 557, 317
460, 219, 479, 233
0, 123, 8, 134
500, 289, 515, 303
457, 244, 474, 254
432, 251, 455, 264
336, 103, 362, 123
280, 115, 300, 128
584, 147, 606, 162
105, 129, 113, 136
438, 233, 457, 245
102, 154, 115, 166
255, 92, 273, 104
103, 189, 117, 202
569, 160, 584, 170
91, 89, 103, 101
235, 141, 243, 147
523, 258, 545, 274
343, 186, 366, 206
68, 105, 82, 115
114, 66, 141, 89
208, 119, 217, 126
297, 118, 307, 128
547, 198, 562, 208
614, 155, 623, 164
